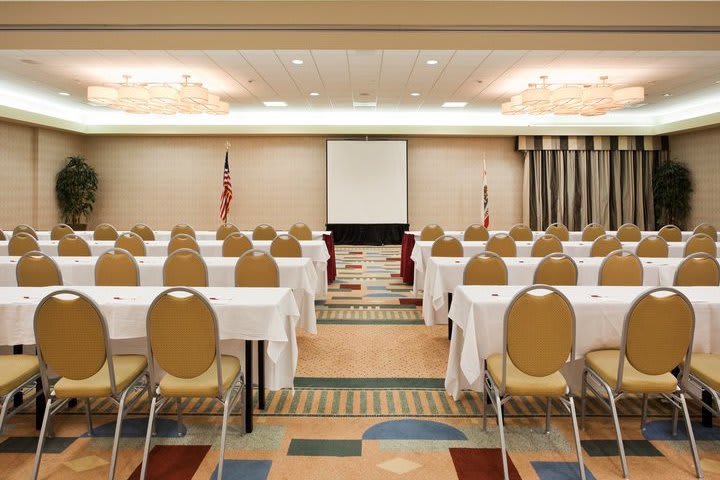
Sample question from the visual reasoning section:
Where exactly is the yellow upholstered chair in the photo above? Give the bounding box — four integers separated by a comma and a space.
58, 234, 91, 257
32, 290, 148, 480
464, 224, 489, 241
95, 248, 140, 287
420, 224, 444, 242
223, 232, 253, 257
685, 354, 720, 437
486, 233, 517, 258
168, 233, 200, 255
163, 249, 208, 287
531, 234, 563, 257
693, 223, 717, 242
463, 252, 507, 286
140, 287, 243, 480
508, 223, 533, 242
674, 253, 720, 287
252, 224, 277, 241
485, 286, 586, 480
171, 223, 196, 239
635, 235, 668, 258
115, 232, 146, 257
598, 250, 643, 286
534, 253, 578, 286
13, 224, 38, 239
581, 223, 605, 242
130, 223, 155, 241
0, 353, 39, 433
289, 222, 313, 241
590, 234, 622, 258
684, 233, 717, 257
9, 233, 39, 256
216, 223, 239, 241
581, 288, 702, 479
658, 224, 682, 242
50, 224, 74, 241
0, 230, 5, 241
94, 223, 119, 241
431, 235, 463, 257
270, 234, 302, 258
235, 249, 280, 288
545, 222, 569, 241
616, 223, 641, 242
16, 251, 62, 287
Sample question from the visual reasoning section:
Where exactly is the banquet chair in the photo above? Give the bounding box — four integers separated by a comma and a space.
223, 232, 253, 257
533, 253, 578, 286
431, 235, 463, 257
131, 223, 155, 241
684, 233, 718, 257
581, 287, 702, 479
115, 232, 146, 257
8, 233, 40, 256
0, 230, 5, 241
95, 248, 140, 287
581, 223, 605, 242
590, 234, 622, 258
32, 290, 148, 480
289, 222, 313, 241
216, 223, 240, 241
508, 223, 533, 241
531, 234, 563, 257
271, 234, 302, 257
13, 224, 38, 239
464, 223, 489, 241
673, 252, 720, 287
545, 222, 569, 242
0, 353, 40, 433
636, 235, 669, 258
235, 249, 279, 287
616, 223, 641, 242
659, 224, 683, 242
463, 252, 508, 286
598, 250, 643, 286
420, 224, 444, 242
163, 248, 208, 287
171, 223, 196, 239
50, 223, 74, 241
168, 233, 200, 255
693, 223, 718, 241
140, 287, 244, 480
683, 353, 720, 436
94, 223, 119, 241
486, 233, 517, 258
58, 234, 91, 257
16, 251, 62, 287
252, 224, 277, 241
484, 285, 586, 480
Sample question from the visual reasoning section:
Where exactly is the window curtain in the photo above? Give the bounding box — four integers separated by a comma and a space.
518, 136, 669, 231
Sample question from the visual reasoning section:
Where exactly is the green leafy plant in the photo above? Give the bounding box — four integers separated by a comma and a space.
55, 156, 98, 228
653, 158, 692, 229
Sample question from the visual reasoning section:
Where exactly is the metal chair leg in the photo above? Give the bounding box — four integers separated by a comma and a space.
494, 391, 510, 480
31, 395, 54, 480
672, 397, 680, 436
567, 397, 587, 480
176, 397, 184, 437
85, 398, 94, 436
606, 389, 629, 479
641, 394, 648, 431
482, 378, 488, 432
679, 393, 704, 479
108, 388, 131, 480
545, 397, 552, 434
140, 393, 158, 480
580, 369, 588, 430
217, 388, 234, 480
0, 393, 12, 433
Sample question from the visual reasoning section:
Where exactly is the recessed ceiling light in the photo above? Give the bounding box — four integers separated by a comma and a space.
425, 59, 438, 65
410, 92, 421, 97
291, 59, 304, 65
263, 101, 288, 107
663, 93, 672, 97
353, 101, 377, 108
715, 80, 720, 84
309, 92, 320, 96
58, 92, 70, 96
442, 101, 467, 108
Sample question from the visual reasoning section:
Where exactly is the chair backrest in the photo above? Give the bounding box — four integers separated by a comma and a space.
533, 253, 578, 286
616, 223, 641, 242
252, 224, 277, 240
485, 233, 517, 257
8, 233, 40, 256
545, 223, 569, 241
658, 224, 682, 242
581, 223, 606, 241
693, 223, 718, 241
684, 233, 717, 257
222, 232, 253, 257
420, 224, 444, 241
50, 224, 74, 241
94, 223, 118, 241
168, 233, 200, 255
590, 234, 622, 257
130, 223, 155, 241
95, 248, 140, 286
16, 251, 63, 287
508, 223, 533, 241
530, 234, 563, 257
171, 223, 196, 239
463, 252, 508, 285
163, 248, 208, 287
0, 230, 5, 241
674, 252, 720, 287
431, 235, 464, 257
635, 235, 668, 258
216, 223, 239, 241
270, 234, 302, 257
599, 250, 643, 286
235, 249, 280, 287
464, 224, 489, 241
115, 231, 146, 257
13, 224, 38, 239
58, 234, 91, 256
288, 222, 313, 241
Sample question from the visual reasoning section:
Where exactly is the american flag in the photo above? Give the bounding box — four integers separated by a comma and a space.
219, 150, 232, 223
482, 156, 490, 228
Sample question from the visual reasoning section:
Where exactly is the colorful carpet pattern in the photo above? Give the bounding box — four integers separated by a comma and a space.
1, 245, 719, 479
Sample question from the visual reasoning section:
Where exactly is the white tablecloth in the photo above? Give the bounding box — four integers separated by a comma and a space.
0, 286, 300, 390
407, 230, 694, 242
3, 230, 331, 242
0, 256, 318, 334
445, 285, 720, 399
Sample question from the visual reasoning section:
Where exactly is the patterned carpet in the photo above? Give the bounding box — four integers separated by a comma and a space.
1, 245, 719, 479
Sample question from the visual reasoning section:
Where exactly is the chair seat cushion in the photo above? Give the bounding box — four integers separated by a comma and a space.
54, 355, 147, 398
486, 353, 568, 397
585, 350, 677, 394
689, 353, 720, 392
0, 355, 39, 397
159, 355, 242, 398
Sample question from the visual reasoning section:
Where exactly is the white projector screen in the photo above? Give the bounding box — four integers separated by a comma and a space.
326, 140, 408, 224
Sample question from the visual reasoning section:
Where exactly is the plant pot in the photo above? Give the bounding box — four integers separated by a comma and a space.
68, 224, 87, 231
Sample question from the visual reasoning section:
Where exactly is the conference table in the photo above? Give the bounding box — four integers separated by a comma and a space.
0, 285, 300, 433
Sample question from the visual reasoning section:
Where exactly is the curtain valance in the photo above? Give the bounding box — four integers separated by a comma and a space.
517, 135, 669, 152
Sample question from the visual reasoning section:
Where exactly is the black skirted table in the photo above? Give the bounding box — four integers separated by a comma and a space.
325, 224, 409, 245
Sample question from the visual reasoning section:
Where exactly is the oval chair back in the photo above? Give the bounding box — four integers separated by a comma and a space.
431, 235, 463, 257
599, 250, 643, 286
616, 223, 641, 242
463, 252, 507, 285
13, 224, 38, 239
635, 235, 668, 258
171, 223, 196, 239
93, 223, 118, 241
163, 248, 208, 287
533, 253, 578, 286
508, 223, 533, 241
8, 232, 39, 256
590, 234, 622, 257
531, 234, 563, 257
58, 234, 91, 257
486, 233, 517, 258
95, 248, 140, 286
693, 223, 717, 242
545, 223, 569, 242
131, 223, 155, 241
168, 233, 200, 255
684, 233, 717, 257
115, 232, 146, 257
270, 234, 302, 257
658, 224, 682, 242
252, 224, 277, 241
50, 224, 74, 241
0, 230, 5, 241
581, 223, 606, 242
222, 232, 253, 257
216, 223, 239, 241
420, 224, 444, 241
464, 224, 489, 241
17, 251, 62, 287
235, 249, 280, 287
288, 222, 312, 241
674, 252, 720, 287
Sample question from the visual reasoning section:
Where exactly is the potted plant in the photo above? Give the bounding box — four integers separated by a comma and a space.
653, 158, 692, 229
55, 156, 98, 230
